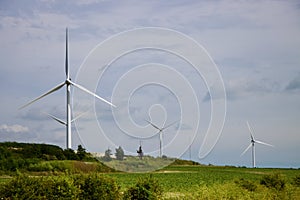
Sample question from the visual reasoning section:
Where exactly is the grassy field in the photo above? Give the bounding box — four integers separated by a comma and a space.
108, 165, 300, 194
1, 163, 300, 199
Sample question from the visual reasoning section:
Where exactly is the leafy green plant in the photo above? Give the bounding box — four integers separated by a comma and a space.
260, 173, 286, 191
123, 175, 162, 200
0, 173, 122, 199
235, 178, 258, 191
292, 175, 300, 187
76, 173, 121, 200
0, 174, 79, 199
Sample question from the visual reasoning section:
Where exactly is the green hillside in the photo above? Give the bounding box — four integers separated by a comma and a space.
0, 142, 112, 174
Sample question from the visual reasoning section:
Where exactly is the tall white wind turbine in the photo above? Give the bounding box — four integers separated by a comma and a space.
241, 121, 273, 168
19, 28, 115, 149
145, 119, 178, 157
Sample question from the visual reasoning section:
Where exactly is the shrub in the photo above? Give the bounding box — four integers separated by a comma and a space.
235, 178, 257, 191
28, 162, 54, 172
260, 173, 286, 191
76, 173, 121, 200
292, 175, 300, 187
0, 174, 79, 199
0, 173, 121, 199
123, 176, 163, 200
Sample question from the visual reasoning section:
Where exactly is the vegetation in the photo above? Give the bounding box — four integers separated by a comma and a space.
123, 176, 162, 200
1, 142, 300, 199
103, 148, 113, 161
0, 173, 121, 199
0, 142, 111, 175
115, 146, 125, 161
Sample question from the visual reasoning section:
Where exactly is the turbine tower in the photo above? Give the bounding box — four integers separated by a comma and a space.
241, 121, 273, 168
19, 28, 115, 149
145, 119, 178, 157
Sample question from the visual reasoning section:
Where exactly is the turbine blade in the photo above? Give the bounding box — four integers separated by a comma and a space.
255, 140, 274, 147
144, 119, 161, 130
65, 27, 69, 78
161, 120, 179, 131
43, 112, 66, 125
241, 143, 252, 156
71, 110, 89, 123
19, 82, 66, 110
246, 121, 255, 140
69, 80, 116, 107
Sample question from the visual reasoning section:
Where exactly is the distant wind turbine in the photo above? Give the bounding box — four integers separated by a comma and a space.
19, 28, 115, 149
241, 121, 273, 168
145, 119, 178, 157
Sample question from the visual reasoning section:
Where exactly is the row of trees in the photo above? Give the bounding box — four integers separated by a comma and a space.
0, 142, 90, 161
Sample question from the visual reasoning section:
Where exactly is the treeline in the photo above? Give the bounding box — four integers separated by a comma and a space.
0, 142, 93, 172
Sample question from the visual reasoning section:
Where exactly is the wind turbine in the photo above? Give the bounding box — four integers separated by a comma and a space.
241, 121, 273, 168
19, 28, 115, 149
145, 119, 178, 157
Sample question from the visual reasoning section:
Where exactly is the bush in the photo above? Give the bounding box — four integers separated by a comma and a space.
76, 173, 121, 200
0, 173, 121, 199
0, 174, 79, 199
123, 176, 162, 200
260, 173, 286, 191
235, 178, 257, 191
28, 162, 54, 172
292, 175, 300, 187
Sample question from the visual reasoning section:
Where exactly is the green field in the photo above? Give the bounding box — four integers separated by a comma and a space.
1, 163, 300, 199
1, 142, 300, 199
105, 165, 300, 199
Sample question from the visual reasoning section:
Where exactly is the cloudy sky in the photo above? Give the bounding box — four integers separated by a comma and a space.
0, 0, 300, 168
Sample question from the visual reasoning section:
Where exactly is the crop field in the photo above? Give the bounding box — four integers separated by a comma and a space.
1, 164, 300, 199
106, 165, 300, 199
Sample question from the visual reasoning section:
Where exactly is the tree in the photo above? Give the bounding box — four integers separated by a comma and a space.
77, 145, 87, 160
115, 146, 124, 161
63, 149, 79, 160
103, 148, 112, 161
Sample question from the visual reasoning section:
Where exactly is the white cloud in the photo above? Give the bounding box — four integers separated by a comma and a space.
0, 124, 29, 133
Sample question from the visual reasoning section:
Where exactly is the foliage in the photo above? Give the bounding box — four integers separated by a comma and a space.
76, 173, 121, 200
235, 178, 258, 191
0, 142, 66, 160
0, 174, 79, 199
170, 159, 201, 166
103, 148, 113, 161
123, 176, 162, 200
1, 165, 300, 199
115, 146, 124, 161
76, 145, 87, 160
63, 148, 79, 160
26, 160, 112, 173
0, 173, 121, 199
292, 175, 300, 187
260, 173, 286, 191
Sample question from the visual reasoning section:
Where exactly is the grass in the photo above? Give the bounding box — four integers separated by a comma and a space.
107, 165, 300, 193
1, 159, 300, 199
